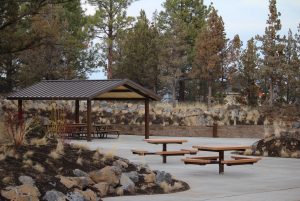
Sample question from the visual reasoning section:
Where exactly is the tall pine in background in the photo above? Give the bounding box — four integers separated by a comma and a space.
158, 0, 207, 101
113, 10, 160, 92
193, 7, 227, 107
256, 0, 285, 105
241, 38, 259, 106
88, 0, 136, 79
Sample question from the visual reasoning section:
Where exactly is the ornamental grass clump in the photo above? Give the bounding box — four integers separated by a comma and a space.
4, 111, 37, 149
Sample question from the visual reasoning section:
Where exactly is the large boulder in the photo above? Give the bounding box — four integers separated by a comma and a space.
57, 176, 93, 189
120, 173, 135, 194
73, 169, 88, 177
66, 191, 85, 201
88, 166, 122, 187
18, 175, 35, 185
143, 173, 156, 183
74, 189, 98, 201
155, 171, 172, 185
1, 184, 40, 201
93, 182, 109, 197
112, 159, 128, 170
124, 171, 139, 183
43, 190, 66, 201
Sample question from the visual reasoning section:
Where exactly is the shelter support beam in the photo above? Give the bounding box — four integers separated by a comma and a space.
18, 100, 23, 126
87, 100, 91, 141
145, 98, 150, 139
75, 100, 79, 123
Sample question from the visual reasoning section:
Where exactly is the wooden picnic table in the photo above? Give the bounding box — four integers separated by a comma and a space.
144, 139, 188, 163
93, 124, 120, 138
189, 145, 255, 174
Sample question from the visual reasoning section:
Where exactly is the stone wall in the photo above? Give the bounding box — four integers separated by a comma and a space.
116, 125, 265, 138
1, 98, 298, 139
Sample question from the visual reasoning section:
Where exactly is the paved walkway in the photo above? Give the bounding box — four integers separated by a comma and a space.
73, 135, 300, 201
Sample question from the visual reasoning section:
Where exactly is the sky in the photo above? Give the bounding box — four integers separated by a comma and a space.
82, 0, 300, 80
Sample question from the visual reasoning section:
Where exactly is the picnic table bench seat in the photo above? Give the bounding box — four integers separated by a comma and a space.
182, 158, 212, 165
131, 149, 156, 155
221, 156, 262, 166
180, 149, 198, 155
156, 150, 190, 156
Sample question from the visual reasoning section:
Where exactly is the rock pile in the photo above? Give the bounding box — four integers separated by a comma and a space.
247, 131, 300, 158
0, 141, 189, 200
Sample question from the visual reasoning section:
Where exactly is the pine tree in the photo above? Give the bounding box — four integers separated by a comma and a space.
193, 7, 227, 107
158, 0, 207, 101
282, 29, 300, 103
256, 0, 285, 105
113, 10, 160, 92
241, 38, 259, 106
159, 21, 188, 106
225, 34, 243, 91
88, 0, 135, 79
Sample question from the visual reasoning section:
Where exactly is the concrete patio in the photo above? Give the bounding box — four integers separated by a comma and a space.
73, 135, 300, 201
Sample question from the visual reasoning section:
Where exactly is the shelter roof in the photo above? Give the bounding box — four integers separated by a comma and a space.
6, 79, 160, 101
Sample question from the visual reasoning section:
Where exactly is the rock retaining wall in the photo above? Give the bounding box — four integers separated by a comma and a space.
1, 98, 299, 139
116, 125, 265, 138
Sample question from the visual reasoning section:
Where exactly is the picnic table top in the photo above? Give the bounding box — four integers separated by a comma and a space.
144, 139, 188, 144
192, 145, 251, 151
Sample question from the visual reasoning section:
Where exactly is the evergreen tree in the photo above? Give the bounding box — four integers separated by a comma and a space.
256, 0, 285, 105
193, 7, 227, 107
159, 21, 188, 106
241, 38, 259, 106
88, 0, 136, 79
113, 10, 160, 92
0, 1, 96, 92
158, 0, 207, 101
225, 34, 243, 91
282, 29, 300, 103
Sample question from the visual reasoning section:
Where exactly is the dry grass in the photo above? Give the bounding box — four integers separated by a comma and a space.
280, 149, 290, 158
24, 151, 34, 158
49, 150, 61, 159
291, 151, 300, 158
70, 143, 88, 151
49, 141, 64, 159
55, 141, 64, 154
33, 163, 45, 172
160, 181, 172, 193
23, 159, 33, 167
0, 118, 8, 144
173, 182, 183, 190
92, 151, 101, 161
76, 157, 83, 165
30, 137, 48, 146
0, 153, 6, 161
244, 149, 253, 156
2, 176, 12, 184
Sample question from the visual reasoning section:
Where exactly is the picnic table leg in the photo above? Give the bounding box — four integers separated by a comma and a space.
219, 151, 224, 174
162, 143, 167, 163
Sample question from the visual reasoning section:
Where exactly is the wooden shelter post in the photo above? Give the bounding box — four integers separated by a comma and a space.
87, 100, 91, 141
75, 100, 80, 123
145, 98, 150, 139
18, 99, 23, 125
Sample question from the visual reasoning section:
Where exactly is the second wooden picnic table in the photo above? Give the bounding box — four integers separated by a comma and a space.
144, 138, 188, 163
191, 145, 253, 174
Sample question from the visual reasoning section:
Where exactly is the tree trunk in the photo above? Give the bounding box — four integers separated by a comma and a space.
178, 79, 185, 102
172, 79, 177, 107
208, 80, 212, 108
269, 80, 273, 106
107, 0, 113, 79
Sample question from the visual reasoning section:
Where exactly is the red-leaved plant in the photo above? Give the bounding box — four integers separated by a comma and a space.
4, 111, 35, 149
